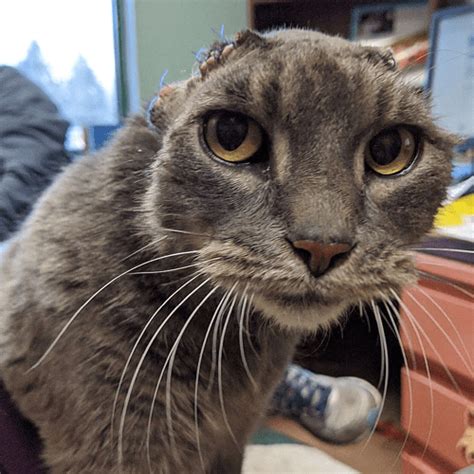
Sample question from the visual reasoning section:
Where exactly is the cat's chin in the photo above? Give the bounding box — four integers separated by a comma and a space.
252, 294, 350, 332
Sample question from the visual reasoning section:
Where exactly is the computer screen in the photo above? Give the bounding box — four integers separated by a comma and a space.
428, 7, 474, 143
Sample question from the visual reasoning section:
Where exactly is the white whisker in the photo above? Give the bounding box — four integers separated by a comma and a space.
110, 272, 203, 443
244, 293, 258, 356
374, 301, 386, 390
163, 285, 219, 459
207, 288, 234, 392
408, 288, 472, 373
194, 289, 229, 472
238, 287, 257, 390
218, 288, 240, 447
411, 247, 474, 254
118, 276, 212, 470
130, 258, 219, 275
390, 290, 435, 458
418, 271, 474, 298
120, 237, 167, 263
406, 50, 471, 84
418, 261, 465, 268
159, 226, 212, 238
363, 300, 389, 450
358, 301, 371, 333
381, 298, 413, 465
30, 249, 200, 371
387, 298, 417, 370
399, 293, 466, 390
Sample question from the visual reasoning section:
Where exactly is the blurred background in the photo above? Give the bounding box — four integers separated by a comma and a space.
1, 0, 471, 152
0, 1, 472, 473
0, 0, 248, 151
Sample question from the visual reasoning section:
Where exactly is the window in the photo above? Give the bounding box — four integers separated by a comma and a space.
0, 0, 121, 148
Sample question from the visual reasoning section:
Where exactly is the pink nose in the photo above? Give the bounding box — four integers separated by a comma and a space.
291, 240, 352, 277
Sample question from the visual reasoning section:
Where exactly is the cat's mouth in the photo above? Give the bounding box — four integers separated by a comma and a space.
251, 290, 350, 331
199, 239, 415, 332
199, 244, 360, 330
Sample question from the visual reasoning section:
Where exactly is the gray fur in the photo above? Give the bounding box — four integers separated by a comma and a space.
0, 29, 454, 472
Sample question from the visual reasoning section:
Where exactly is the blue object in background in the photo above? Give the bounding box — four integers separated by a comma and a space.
452, 163, 474, 183
88, 125, 121, 150
0, 241, 9, 255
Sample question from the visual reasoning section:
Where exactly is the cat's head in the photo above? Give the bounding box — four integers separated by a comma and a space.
144, 29, 455, 331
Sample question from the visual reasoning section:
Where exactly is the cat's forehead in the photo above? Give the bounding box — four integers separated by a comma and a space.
193, 29, 428, 133
264, 28, 367, 59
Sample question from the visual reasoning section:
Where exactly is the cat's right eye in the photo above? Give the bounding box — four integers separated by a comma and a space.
365, 126, 420, 176
203, 111, 263, 163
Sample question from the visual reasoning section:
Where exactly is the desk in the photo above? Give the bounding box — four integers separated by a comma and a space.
400, 252, 474, 472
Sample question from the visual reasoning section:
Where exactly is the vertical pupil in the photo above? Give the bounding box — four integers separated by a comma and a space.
370, 130, 402, 165
216, 114, 248, 151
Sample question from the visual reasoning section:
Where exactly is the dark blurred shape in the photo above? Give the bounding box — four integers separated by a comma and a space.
0, 66, 70, 242
249, 0, 470, 38
0, 380, 45, 473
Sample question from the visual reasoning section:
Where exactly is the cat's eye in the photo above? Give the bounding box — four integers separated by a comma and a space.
365, 127, 420, 176
204, 111, 263, 163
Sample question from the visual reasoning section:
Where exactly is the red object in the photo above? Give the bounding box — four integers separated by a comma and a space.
400, 252, 474, 472
376, 421, 406, 442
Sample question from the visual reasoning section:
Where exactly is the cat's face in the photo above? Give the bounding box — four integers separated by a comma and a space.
145, 29, 454, 331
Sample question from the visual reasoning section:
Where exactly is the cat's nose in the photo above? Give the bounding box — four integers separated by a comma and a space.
291, 240, 352, 277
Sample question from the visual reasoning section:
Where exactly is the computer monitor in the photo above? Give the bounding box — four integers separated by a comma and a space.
427, 5, 474, 150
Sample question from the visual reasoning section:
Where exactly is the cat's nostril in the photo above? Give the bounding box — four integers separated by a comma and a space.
293, 246, 313, 268
291, 240, 352, 277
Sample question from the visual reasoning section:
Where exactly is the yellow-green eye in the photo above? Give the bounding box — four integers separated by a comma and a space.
365, 127, 420, 176
204, 112, 263, 163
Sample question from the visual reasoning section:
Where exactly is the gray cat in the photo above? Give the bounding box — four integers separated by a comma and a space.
0, 29, 455, 473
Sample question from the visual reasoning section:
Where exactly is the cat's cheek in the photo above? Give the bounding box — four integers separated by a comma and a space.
364, 169, 448, 241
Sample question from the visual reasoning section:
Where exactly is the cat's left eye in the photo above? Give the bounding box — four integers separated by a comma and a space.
203, 111, 263, 163
365, 126, 420, 176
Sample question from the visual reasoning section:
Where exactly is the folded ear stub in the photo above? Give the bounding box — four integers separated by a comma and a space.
146, 94, 161, 129
221, 44, 234, 60
199, 39, 238, 79
147, 84, 175, 130
234, 30, 265, 48
159, 85, 174, 98
363, 47, 398, 71
197, 30, 266, 79
382, 48, 397, 70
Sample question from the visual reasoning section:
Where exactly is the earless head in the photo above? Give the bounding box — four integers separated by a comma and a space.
144, 29, 455, 331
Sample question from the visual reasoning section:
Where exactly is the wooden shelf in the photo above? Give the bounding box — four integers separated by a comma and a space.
248, 0, 470, 36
